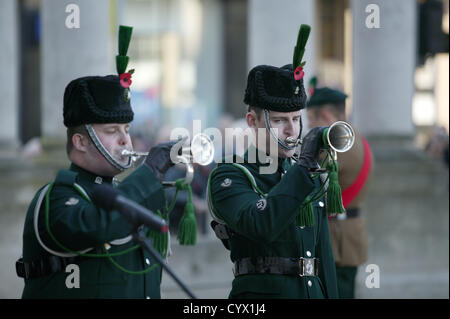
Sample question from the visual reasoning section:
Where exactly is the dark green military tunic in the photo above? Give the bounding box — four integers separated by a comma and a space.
209, 146, 339, 299
21, 163, 165, 299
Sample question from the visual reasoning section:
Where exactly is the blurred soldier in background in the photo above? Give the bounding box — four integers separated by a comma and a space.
307, 83, 374, 299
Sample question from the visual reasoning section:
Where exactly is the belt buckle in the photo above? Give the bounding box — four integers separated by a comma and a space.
299, 258, 316, 277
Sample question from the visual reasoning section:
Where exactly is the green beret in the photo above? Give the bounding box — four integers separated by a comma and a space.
63, 75, 134, 127
244, 64, 307, 112
307, 87, 347, 108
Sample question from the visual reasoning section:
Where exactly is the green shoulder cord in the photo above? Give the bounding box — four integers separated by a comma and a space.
44, 183, 159, 275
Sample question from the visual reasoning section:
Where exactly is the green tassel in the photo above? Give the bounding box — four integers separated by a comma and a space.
148, 209, 169, 258
297, 196, 315, 227
116, 25, 133, 74
326, 161, 345, 215
177, 183, 197, 245
293, 24, 311, 68
178, 202, 197, 245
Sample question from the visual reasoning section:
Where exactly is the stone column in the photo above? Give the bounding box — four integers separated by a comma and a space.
195, 0, 224, 128
41, 0, 112, 139
351, 0, 416, 138
0, 0, 19, 148
224, 0, 248, 119
351, 0, 449, 298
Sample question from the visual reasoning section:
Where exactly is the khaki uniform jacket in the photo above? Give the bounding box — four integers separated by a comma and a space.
328, 127, 374, 267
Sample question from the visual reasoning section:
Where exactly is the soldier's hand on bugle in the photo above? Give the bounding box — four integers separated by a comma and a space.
144, 137, 186, 181
297, 126, 327, 170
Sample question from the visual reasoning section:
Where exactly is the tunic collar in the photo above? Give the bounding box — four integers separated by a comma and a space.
243, 145, 292, 175
69, 163, 114, 187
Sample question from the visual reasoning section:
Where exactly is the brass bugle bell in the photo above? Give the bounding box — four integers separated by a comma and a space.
121, 133, 215, 187
323, 121, 355, 155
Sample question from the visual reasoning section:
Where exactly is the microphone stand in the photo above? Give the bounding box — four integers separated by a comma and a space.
131, 227, 197, 299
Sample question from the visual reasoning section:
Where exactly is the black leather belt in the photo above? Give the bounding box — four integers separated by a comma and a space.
233, 257, 319, 277
328, 208, 360, 220
16, 252, 97, 280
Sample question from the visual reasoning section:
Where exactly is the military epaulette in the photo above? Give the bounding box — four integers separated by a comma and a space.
54, 169, 78, 187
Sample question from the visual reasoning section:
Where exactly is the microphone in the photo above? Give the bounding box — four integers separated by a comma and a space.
92, 184, 168, 233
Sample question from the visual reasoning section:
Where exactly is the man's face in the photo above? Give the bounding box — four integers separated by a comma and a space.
86, 123, 133, 176
251, 109, 301, 159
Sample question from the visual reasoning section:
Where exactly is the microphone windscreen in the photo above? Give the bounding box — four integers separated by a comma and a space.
92, 184, 119, 211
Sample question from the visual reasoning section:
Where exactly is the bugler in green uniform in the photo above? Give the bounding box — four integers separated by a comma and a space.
207, 25, 339, 299
20, 163, 167, 299
17, 26, 190, 299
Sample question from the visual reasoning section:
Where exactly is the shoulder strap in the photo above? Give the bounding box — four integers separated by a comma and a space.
230, 163, 267, 197
54, 169, 77, 186
54, 169, 92, 202
206, 163, 267, 224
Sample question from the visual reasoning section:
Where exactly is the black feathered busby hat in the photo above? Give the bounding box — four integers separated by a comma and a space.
63, 75, 134, 127
243, 24, 311, 112
243, 64, 307, 112
63, 26, 135, 127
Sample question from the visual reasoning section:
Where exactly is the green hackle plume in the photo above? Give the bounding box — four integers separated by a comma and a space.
293, 24, 311, 69
116, 25, 133, 75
